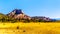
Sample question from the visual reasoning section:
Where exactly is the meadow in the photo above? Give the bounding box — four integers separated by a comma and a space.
0, 22, 60, 34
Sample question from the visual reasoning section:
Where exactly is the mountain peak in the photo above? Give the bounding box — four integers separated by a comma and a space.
12, 9, 23, 15
7, 9, 31, 20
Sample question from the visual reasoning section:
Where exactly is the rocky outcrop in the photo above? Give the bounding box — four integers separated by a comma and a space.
7, 9, 31, 20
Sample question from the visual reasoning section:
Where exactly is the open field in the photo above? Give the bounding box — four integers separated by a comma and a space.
0, 22, 60, 34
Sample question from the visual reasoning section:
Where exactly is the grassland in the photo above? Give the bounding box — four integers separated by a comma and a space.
0, 22, 60, 34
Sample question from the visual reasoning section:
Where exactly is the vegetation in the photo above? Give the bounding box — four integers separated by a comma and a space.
0, 13, 58, 23
0, 23, 60, 34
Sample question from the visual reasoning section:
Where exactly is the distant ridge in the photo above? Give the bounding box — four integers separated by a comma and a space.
31, 16, 53, 21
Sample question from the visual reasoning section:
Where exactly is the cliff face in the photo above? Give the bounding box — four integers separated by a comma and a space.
7, 9, 31, 20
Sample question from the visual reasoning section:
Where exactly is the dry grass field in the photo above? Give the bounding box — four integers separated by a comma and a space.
0, 22, 60, 34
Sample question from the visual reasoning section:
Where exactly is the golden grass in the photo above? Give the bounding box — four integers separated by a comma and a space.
0, 22, 60, 34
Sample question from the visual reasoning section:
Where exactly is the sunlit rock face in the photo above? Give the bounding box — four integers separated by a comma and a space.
7, 9, 31, 20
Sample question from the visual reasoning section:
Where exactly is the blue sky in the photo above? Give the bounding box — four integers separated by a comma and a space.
0, 0, 60, 18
